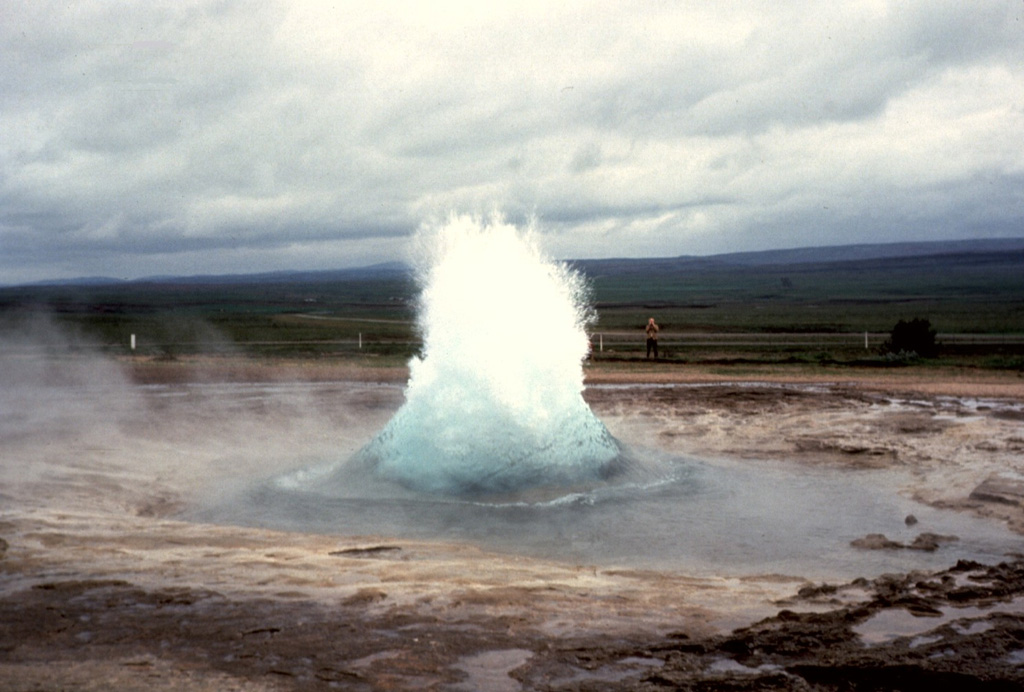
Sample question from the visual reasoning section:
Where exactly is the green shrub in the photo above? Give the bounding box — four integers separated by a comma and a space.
882, 318, 938, 358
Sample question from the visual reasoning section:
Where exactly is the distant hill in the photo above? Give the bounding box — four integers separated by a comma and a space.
571, 238, 1024, 276
18, 276, 128, 287
133, 261, 410, 285
15, 262, 409, 288
8, 238, 1024, 288
705, 238, 1024, 266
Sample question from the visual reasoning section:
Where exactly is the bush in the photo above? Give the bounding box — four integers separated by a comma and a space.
882, 318, 938, 358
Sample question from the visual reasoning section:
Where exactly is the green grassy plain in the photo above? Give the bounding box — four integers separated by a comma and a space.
2, 249, 1023, 374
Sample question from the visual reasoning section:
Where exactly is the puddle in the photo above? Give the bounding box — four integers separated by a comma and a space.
707, 657, 783, 676
545, 656, 664, 686
854, 597, 1024, 645
450, 649, 532, 692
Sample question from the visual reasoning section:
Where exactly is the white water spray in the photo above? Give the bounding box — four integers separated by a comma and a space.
358, 216, 621, 495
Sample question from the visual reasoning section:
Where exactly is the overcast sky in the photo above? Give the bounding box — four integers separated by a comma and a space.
2, 1, 1023, 283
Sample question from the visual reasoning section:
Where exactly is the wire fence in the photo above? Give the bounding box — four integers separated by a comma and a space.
9, 331, 1023, 357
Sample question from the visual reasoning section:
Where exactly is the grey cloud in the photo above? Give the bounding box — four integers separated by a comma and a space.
1, 1, 1022, 283
569, 142, 602, 174
896, 1, 1022, 65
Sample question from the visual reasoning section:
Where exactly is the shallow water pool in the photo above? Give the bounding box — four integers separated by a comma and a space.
194, 437, 1019, 581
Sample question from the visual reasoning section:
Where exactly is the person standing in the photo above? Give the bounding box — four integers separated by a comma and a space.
645, 317, 659, 359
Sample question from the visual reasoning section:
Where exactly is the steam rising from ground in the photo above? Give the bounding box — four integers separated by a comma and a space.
0, 316, 378, 517
356, 216, 622, 495
0, 316, 138, 446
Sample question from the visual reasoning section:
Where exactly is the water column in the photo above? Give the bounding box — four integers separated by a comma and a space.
358, 216, 621, 495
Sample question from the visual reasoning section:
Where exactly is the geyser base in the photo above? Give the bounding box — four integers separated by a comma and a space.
355, 394, 626, 496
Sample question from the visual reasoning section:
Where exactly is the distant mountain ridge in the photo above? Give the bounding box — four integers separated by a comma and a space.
134, 261, 410, 285
571, 238, 1024, 276
9, 238, 1024, 288
698, 238, 1024, 266
13, 261, 409, 288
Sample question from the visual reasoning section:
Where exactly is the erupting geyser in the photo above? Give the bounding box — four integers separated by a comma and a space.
357, 216, 622, 495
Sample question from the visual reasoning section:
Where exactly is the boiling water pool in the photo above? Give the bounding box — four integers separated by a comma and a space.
193, 406, 1018, 582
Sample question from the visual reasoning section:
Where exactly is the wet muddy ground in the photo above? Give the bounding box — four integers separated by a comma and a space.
3, 364, 1024, 690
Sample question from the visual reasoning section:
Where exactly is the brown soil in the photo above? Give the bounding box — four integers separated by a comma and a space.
3, 358, 1024, 690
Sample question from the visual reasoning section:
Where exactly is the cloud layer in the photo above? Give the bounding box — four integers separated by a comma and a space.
3, 1, 1023, 282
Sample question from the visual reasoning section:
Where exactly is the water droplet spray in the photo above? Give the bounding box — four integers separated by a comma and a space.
358, 215, 621, 495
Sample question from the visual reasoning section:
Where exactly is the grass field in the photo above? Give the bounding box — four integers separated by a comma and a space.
2, 249, 1023, 374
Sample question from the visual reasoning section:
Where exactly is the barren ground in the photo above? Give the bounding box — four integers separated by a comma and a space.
2, 359, 1024, 690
